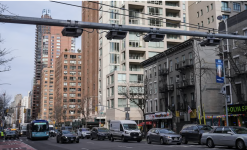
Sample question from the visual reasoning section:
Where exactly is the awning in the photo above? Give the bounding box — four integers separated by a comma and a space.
138, 121, 153, 126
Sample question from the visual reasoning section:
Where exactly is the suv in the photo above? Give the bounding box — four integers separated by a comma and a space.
179, 124, 213, 144
90, 127, 110, 140
77, 128, 90, 139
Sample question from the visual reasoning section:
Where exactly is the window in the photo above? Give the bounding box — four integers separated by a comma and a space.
233, 2, 241, 12
148, 7, 163, 16
146, 102, 148, 112
214, 127, 223, 133
148, 18, 163, 27
169, 60, 173, 72
110, 42, 120, 52
129, 74, 143, 83
118, 86, 126, 95
207, 18, 210, 24
221, 2, 228, 8
222, 14, 229, 20
154, 67, 156, 76
110, 74, 114, 84
155, 100, 157, 111
211, 16, 214, 22
200, 9, 203, 16
110, 9, 119, 19
64, 60, 67, 64
118, 98, 127, 107
207, 6, 209, 12
111, 87, 114, 96
170, 77, 173, 84
223, 127, 231, 134
150, 101, 153, 112
130, 99, 138, 108
149, 84, 152, 94
197, 12, 199, 18
244, 30, 247, 36
154, 82, 157, 94
211, 3, 213, 10
148, 52, 159, 58
110, 54, 120, 64
245, 4, 247, 10
201, 21, 203, 27
111, 99, 114, 108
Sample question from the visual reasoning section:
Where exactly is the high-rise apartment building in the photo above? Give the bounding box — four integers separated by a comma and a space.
81, 2, 99, 119
54, 52, 82, 122
32, 9, 75, 120
188, 1, 247, 32
99, 1, 189, 127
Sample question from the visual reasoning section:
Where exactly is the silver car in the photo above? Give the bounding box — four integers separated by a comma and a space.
201, 126, 247, 150
147, 128, 182, 145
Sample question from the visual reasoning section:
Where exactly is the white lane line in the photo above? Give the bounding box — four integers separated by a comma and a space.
81, 148, 89, 150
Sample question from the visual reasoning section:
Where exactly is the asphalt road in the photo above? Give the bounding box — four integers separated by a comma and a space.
0, 136, 237, 150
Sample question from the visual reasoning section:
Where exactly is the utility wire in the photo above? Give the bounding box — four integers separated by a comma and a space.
50, 1, 214, 32
89, 1, 218, 32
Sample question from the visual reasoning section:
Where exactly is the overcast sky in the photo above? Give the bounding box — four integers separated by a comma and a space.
0, 1, 82, 102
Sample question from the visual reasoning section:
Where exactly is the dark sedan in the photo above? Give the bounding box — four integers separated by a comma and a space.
5, 131, 19, 140
147, 128, 181, 145
91, 127, 110, 140
56, 130, 79, 144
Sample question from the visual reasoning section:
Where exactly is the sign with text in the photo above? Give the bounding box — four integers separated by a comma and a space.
145, 112, 172, 120
228, 104, 247, 114
215, 59, 224, 83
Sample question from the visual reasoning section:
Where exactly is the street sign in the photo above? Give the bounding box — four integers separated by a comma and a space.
124, 107, 130, 111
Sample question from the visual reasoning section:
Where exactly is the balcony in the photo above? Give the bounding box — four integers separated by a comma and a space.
147, 1, 162, 5
166, 9, 180, 19
159, 68, 169, 76
129, 40, 145, 48
167, 34, 181, 40
221, 7, 231, 12
175, 59, 194, 71
159, 84, 174, 93
166, 21, 180, 28
129, 52, 145, 60
129, 18, 144, 25
176, 79, 195, 89
166, 1, 179, 7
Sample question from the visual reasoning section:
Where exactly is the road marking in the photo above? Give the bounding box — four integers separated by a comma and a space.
118, 146, 132, 149
81, 148, 89, 150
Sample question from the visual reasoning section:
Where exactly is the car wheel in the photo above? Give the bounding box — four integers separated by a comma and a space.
87, 137, 89, 139
102, 138, 105, 141
57, 139, 59, 143
182, 136, 188, 144
71, 141, 74, 143
81, 135, 84, 139
91, 135, 94, 140
160, 138, 164, 145
137, 140, 141, 143
207, 139, 215, 148
147, 137, 151, 144
237, 139, 246, 150
121, 136, 126, 142
76, 140, 79, 143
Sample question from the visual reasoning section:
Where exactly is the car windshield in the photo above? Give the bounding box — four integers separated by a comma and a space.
198, 125, 213, 131
7, 131, 15, 134
231, 127, 247, 134
159, 129, 175, 134
62, 130, 71, 134
123, 124, 138, 130
82, 128, 90, 131
98, 128, 109, 132
32, 122, 49, 132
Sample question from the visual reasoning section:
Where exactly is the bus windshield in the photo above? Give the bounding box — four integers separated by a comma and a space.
32, 122, 49, 132
21, 126, 27, 130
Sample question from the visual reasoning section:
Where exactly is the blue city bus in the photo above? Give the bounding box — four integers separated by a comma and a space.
27, 120, 49, 140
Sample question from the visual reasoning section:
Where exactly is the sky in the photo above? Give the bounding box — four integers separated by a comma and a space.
0, 1, 82, 102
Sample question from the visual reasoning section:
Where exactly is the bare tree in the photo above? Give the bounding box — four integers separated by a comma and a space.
52, 100, 63, 125
119, 79, 148, 137
0, 91, 12, 109
77, 96, 93, 128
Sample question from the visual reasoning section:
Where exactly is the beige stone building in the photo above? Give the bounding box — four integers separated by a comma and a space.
98, 1, 189, 127
188, 1, 247, 32
54, 52, 82, 122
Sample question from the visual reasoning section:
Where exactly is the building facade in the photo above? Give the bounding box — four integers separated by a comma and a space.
99, 1, 189, 127
54, 52, 82, 123
219, 10, 247, 127
189, 1, 247, 32
141, 39, 224, 132
81, 1, 99, 122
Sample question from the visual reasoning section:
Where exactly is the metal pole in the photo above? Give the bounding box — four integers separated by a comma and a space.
1, 15, 247, 40
223, 19, 229, 126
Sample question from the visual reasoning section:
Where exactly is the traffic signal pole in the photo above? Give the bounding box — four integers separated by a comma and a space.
1, 15, 247, 40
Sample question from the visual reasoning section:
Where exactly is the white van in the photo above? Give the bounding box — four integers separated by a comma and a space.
109, 120, 142, 142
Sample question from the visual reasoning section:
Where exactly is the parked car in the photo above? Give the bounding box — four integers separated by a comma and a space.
109, 120, 142, 142
201, 126, 247, 150
147, 128, 182, 145
77, 128, 90, 139
91, 127, 110, 140
56, 130, 79, 144
5, 131, 19, 140
180, 124, 213, 144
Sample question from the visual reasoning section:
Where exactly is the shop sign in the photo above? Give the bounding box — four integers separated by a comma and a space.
155, 112, 172, 119
145, 114, 155, 120
228, 104, 247, 114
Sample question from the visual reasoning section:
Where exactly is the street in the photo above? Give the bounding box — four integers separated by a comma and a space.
0, 136, 237, 150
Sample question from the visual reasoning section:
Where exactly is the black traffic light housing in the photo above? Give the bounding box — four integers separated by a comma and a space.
143, 33, 165, 42
105, 30, 128, 40
200, 37, 221, 46
62, 27, 83, 37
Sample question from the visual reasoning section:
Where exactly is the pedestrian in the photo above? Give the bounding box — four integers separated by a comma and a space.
1, 130, 4, 139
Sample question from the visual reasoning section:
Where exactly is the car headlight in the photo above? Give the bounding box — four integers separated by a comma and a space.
166, 136, 172, 139
62, 136, 67, 139
139, 132, 142, 136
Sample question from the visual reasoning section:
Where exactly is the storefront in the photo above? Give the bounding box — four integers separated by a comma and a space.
227, 104, 247, 127
145, 111, 173, 130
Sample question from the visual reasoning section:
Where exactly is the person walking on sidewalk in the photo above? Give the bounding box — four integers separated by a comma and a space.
1, 130, 4, 139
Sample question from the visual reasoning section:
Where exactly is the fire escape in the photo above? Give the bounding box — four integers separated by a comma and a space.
175, 59, 196, 112
225, 52, 247, 103
158, 68, 174, 112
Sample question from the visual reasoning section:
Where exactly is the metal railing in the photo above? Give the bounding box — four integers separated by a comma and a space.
158, 68, 169, 76
175, 59, 194, 70
221, 7, 231, 12
176, 79, 195, 89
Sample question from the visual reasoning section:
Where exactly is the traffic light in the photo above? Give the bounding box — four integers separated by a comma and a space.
24, 108, 26, 113
6, 109, 8, 113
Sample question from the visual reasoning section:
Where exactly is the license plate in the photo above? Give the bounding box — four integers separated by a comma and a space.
175, 138, 178, 140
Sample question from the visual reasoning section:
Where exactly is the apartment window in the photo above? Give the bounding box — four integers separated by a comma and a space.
183, 3, 186, 10
197, 12, 199, 18
200, 9, 203, 16
111, 99, 114, 108
63, 94, 67, 97
118, 86, 126, 95
244, 30, 247, 36
149, 84, 152, 95
110, 54, 120, 64
154, 67, 156, 76
211, 3, 213, 10
110, 9, 119, 19
146, 102, 149, 113
170, 77, 173, 84
64, 82, 67, 86
110, 74, 114, 84
148, 7, 163, 16
150, 101, 153, 112
149, 68, 152, 78
148, 52, 159, 58
212, 16, 214, 22
148, 18, 163, 27
118, 98, 127, 107
130, 99, 138, 108
110, 42, 120, 52
201, 21, 203, 27
155, 100, 157, 112
70, 55, 76, 59
130, 74, 143, 83
69, 99, 76, 102
64, 60, 67, 64
222, 14, 229, 20
207, 18, 210, 24
245, 4, 247, 10
111, 87, 114, 96
169, 60, 173, 72
207, 6, 209, 12
198, 23, 200, 27
233, 2, 241, 12
154, 82, 157, 94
